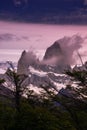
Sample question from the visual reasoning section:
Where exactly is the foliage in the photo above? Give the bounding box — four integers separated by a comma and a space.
0, 62, 87, 130
0, 79, 5, 85
66, 68, 87, 100
0, 99, 78, 130
6, 68, 28, 112
66, 69, 87, 86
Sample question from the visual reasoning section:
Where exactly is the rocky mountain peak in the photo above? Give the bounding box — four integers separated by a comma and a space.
43, 41, 62, 60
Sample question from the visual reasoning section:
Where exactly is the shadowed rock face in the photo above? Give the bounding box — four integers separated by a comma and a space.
17, 50, 39, 75
43, 41, 62, 60
17, 50, 31, 74
17, 50, 29, 75
43, 41, 71, 71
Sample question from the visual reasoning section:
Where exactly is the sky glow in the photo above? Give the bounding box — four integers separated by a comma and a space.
0, 21, 87, 63
0, 21, 87, 50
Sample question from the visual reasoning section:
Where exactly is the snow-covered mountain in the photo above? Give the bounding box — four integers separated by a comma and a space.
0, 36, 86, 96
0, 60, 71, 96
0, 61, 17, 73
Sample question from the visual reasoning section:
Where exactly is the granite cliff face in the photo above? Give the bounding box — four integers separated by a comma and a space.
17, 50, 39, 75
43, 41, 62, 60
18, 35, 83, 75
43, 34, 84, 67
17, 40, 71, 75
43, 41, 65, 66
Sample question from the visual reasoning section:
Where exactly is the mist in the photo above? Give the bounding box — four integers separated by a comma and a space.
42, 35, 86, 66
58, 35, 85, 65
17, 34, 86, 74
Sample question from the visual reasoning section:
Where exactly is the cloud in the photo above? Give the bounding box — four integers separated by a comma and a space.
58, 35, 84, 65
0, 33, 20, 41
43, 35, 85, 66
17, 34, 86, 74
84, 0, 87, 5
13, 0, 28, 7
0, 33, 29, 42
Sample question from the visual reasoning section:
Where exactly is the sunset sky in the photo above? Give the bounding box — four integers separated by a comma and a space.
0, 0, 87, 63
0, 0, 87, 49
0, 21, 87, 50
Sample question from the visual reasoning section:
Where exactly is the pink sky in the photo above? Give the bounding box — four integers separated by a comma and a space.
0, 21, 87, 63
0, 21, 87, 50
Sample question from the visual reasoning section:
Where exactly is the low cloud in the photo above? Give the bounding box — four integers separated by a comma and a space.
43, 35, 85, 66
84, 0, 87, 5
58, 34, 84, 65
17, 34, 86, 74
0, 33, 29, 42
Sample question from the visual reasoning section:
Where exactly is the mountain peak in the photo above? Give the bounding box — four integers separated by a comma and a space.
43, 41, 62, 60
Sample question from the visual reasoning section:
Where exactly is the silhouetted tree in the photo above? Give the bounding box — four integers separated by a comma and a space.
0, 79, 5, 85
6, 68, 28, 112
66, 68, 87, 100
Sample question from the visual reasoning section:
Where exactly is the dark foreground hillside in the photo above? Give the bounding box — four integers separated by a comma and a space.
0, 79, 87, 130
0, 55, 87, 130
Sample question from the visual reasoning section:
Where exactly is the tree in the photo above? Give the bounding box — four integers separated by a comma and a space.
66, 67, 87, 101
6, 68, 28, 112
0, 79, 5, 85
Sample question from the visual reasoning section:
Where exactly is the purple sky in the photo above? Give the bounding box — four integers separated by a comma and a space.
0, 21, 87, 63
0, 21, 87, 50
